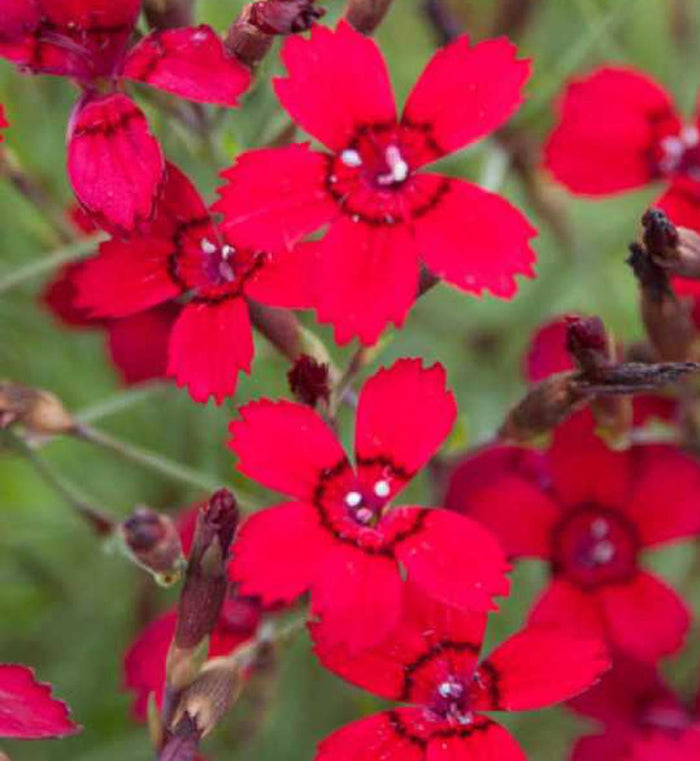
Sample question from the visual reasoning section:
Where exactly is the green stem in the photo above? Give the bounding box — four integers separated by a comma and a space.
0, 235, 104, 295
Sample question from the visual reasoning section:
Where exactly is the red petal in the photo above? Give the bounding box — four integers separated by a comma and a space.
315, 217, 419, 345
355, 359, 456, 485
311, 544, 404, 653
571, 734, 631, 761
123, 608, 177, 720
623, 444, 700, 547
215, 144, 337, 250
312, 582, 486, 703
124, 26, 250, 107
275, 21, 396, 151
230, 501, 333, 606
544, 67, 680, 194
633, 728, 700, 761
229, 399, 348, 501
150, 161, 211, 240
107, 303, 179, 386
632, 394, 678, 427
472, 627, 609, 711
41, 0, 140, 27
68, 94, 165, 234
167, 299, 253, 404
403, 36, 530, 165
315, 710, 424, 761
393, 507, 510, 613
524, 316, 574, 382
445, 446, 559, 559
549, 411, 631, 509
413, 176, 537, 298
0, 663, 79, 739
657, 179, 700, 232
528, 578, 605, 636
42, 262, 99, 328
426, 720, 526, 761
75, 238, 178, 318
598, 571, 690, 661
245, 242, 317, 309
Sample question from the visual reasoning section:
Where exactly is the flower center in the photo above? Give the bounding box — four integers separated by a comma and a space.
550, 505, 639, 589
429, 676, 474, 725
658, 125, 700, 180
200, 237, 237, 286
343, 479, 392, 527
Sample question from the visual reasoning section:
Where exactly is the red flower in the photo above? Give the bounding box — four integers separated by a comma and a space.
123, 503, 262, 720
446, 411, 700, 661
0, 0, 249, 232
42, 260, 180, 385
0, 664, 79, 739
74, 162, 314, 403
543, 67, 700, 230
228, 358, 510, 652
215, 21, 537, 345
311, 584, 609, 761
569, 655, 700, 761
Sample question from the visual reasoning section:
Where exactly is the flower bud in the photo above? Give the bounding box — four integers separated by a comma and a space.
158, 712, 200, 761
0, 383, 75, 436
287, 354, 330, 408
144, 0, 194, 29
121, 507, 185, 586
642, 207, 700, 279
565, 315, 612, 378
345, 0, 395, 34
249, 0, 325, 35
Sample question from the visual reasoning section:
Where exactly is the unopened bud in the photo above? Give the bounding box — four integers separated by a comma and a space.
121, 507, 185, 586
345, 0, 395, 34
144, 0, 194, 29
628, 242, 694, 361
287, 354, 330, 408
0, 383, 75, 436
158, 712, 200, 761
249, 0, 325, 35
565, 315, 612, 378
642, 207, 700, 280
499, 373, 590, 443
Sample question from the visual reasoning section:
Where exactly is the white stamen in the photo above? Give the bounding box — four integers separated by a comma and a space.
345, 491, 362, 508
221, 244, 235, 260
376, 145, 409, 186
590, 518, 609, 539
355, 507, 374, 524
438, 679, 463, 699
682, 125, 700, 147
219, 261, 235, 282
340, 149, 363, 168
592, 539, 616, 565
373, 480, 391, 498
201, 238, 217, 255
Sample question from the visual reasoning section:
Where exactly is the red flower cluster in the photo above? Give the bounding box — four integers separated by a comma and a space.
446, 409, 700, 661
0, 0, 249, 232
0, 663, 78, 739
216, 21, 537, 345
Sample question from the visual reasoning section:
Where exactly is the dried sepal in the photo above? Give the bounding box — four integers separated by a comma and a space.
0, 383, 75, 436
120, 507, 185, 586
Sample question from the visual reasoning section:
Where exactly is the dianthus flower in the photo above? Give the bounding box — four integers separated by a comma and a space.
311, 583, 609, 761
123, 503, 262, 720
569, 655, 700, 761
445, 410, 700, 661
0, 664, 79, 739
75, 162, 313, 403
216, 21, 537, 345
229, 358, 510, 652
0, 0, 249, 232
544, 67, 700, 231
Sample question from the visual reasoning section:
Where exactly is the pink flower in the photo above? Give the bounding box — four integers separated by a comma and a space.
215, 21, 537, 345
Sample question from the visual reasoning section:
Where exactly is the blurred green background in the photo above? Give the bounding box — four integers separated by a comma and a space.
2, 0, 700, 758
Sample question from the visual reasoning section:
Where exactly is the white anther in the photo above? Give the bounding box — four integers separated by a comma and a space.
221, 244, 235, 260
377, 145, 409, 186
438, 679, 463, 699
682, 125, 700, 147
592, 539, 616, 565
340, 149, 363, 168
373, 480, 391, 498
345, 491, 362, 508
201, 238, 217, 254
219, 261, 235, 282
355, 507, 374, 524
590, 518, 609, 539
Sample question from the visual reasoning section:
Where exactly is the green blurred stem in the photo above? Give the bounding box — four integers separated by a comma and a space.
4, 429, 115, 535
0, 235, 104, 295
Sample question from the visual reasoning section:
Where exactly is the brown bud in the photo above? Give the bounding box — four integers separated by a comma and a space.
121, 507, 184, 585
0, 383, 75, 436
287, 354, 330, 408
249, 0, 325, 35
565, 315, 612, 378
627, 242, 694, 361
143, 0, 194, 29
642, 207, 700, 279
499, 373, 590, 443
345, 0, 395, 34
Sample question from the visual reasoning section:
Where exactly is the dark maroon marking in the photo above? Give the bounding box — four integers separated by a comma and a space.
400, 640, 480, 702
387, 709, 492, 748
311, 457, 424, 557
126, 31, 167, 83
475, 659, 502, 710
400, 116, 445, 161
644, 105, 684, 180
72, 106, 144, 138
